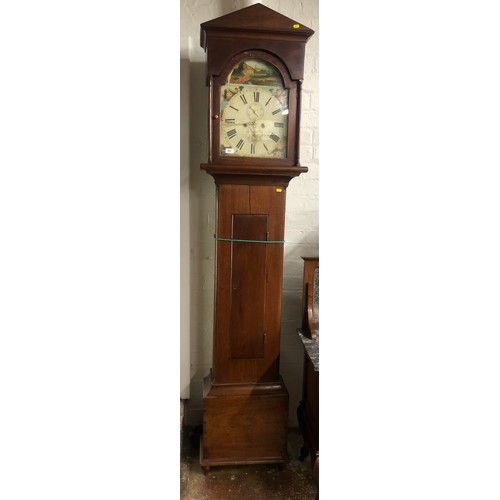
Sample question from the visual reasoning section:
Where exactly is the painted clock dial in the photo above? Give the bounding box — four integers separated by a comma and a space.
219, 58, 288, 159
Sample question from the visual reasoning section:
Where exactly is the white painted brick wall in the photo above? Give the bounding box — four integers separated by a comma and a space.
180, 0, 319, 427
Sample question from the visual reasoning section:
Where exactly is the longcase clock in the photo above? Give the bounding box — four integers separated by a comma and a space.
199, 3, 314, 472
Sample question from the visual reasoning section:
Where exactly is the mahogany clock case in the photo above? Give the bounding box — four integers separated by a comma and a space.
198, 3, 315, 471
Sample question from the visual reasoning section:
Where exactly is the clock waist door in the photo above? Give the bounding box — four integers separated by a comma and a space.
212, 184, 286, 385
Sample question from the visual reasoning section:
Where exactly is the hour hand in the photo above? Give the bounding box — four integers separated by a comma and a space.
248, 106, 259, 117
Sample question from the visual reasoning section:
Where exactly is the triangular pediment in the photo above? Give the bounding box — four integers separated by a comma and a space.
200, 3, 314, 40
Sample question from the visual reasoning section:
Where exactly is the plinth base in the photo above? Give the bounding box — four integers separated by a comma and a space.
200, 374, 289, 471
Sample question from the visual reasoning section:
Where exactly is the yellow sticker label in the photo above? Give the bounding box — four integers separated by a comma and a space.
276, 188, 283, 193
293, 24, 300, 29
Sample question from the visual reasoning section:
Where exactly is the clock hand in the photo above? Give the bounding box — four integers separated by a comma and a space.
248, 106, 260, 118
225, 119, 258, 127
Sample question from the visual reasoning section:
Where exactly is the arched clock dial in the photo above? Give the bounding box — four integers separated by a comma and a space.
220, 85, 288, 158
218, 52, 290, 158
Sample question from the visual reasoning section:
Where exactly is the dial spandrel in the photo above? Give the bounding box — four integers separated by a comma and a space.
219, 59, 288, 159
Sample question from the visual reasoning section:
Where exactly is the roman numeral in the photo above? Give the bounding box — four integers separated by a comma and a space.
274, 122, 284, 128
236, 139, 244, 150
253, 91, 260, 102
229, 105, 239, 111
270, 133, 280, 143
227, 129, 237, 139
263, 143, 269, 151
225, 118, 235, 124
240, 94, 248, 104
265, 97, 272, 106
250, 144, 255, 154
272, 108, 281, 115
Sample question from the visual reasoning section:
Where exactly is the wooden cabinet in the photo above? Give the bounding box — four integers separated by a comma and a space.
297, 257, 319, 482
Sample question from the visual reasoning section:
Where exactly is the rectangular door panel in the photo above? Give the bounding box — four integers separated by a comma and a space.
229, 214, 267, 359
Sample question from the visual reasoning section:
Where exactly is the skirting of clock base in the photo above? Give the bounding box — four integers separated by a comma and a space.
200, 374, 289, 470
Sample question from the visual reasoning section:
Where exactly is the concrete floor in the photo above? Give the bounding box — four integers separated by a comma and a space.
180, 424, 318, 499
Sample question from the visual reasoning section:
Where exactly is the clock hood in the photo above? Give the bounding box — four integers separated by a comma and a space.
200, 3, 314, 51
